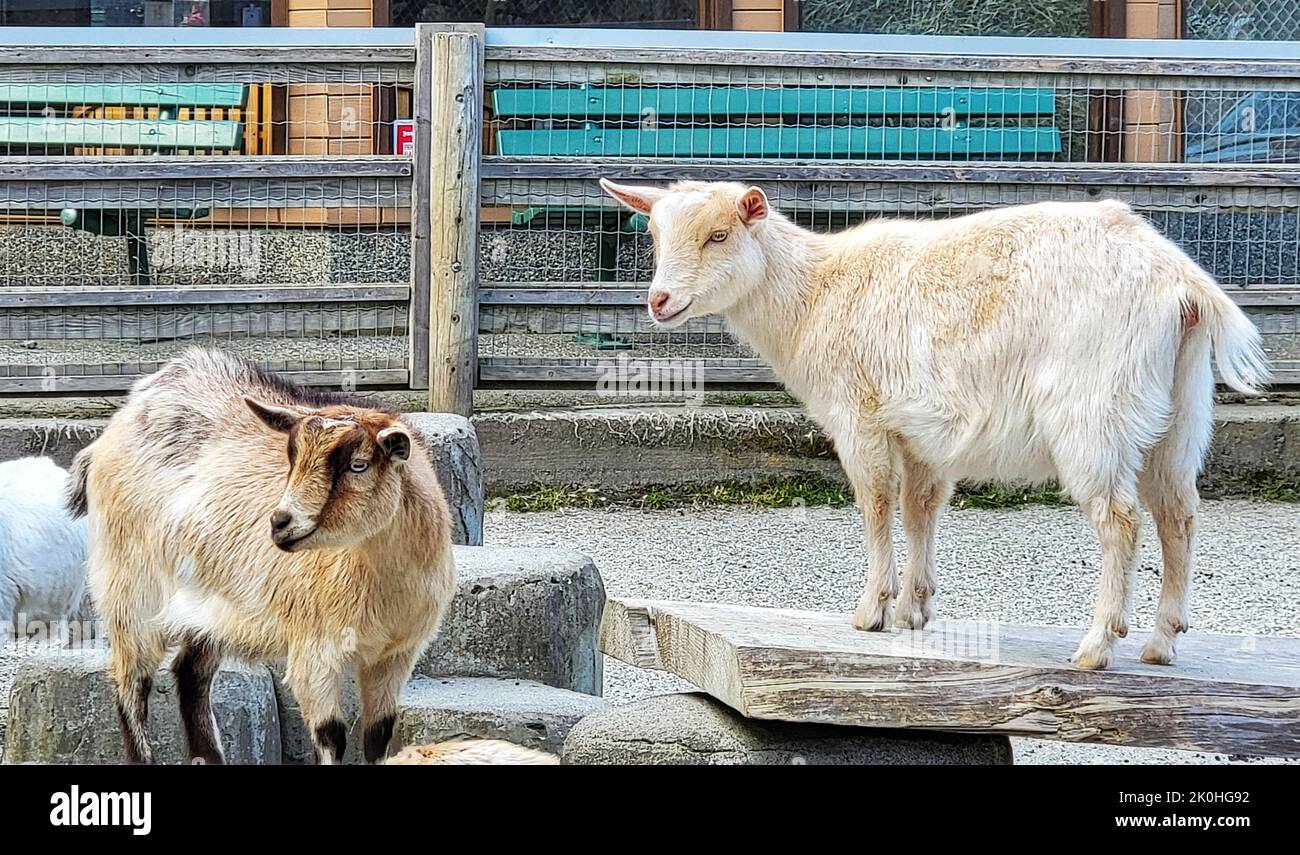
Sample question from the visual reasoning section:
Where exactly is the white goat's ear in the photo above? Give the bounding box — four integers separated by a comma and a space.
600, 179, 667, 215
736, 186, 770, 224
244, 397, 302, 434
377, 426, 412, 462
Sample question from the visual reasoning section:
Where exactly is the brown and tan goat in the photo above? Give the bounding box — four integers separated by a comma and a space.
68, 348, 455, 764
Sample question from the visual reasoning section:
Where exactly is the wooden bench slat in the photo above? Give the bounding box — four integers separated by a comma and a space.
0, 118, 243, 150
0, 83, 246, 108
600, 597, 1300, 757
492, 86, 1057, 118
497, 125, 1062, 157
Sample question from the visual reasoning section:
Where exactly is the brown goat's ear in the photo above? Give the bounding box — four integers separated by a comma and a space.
600, 179, 667, 216
377, 425, 412, 462
736, 186, 769, 224
244, 397, 301, 435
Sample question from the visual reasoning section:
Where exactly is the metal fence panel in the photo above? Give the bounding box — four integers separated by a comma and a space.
0, 30, 418, 393
479, 32, 1300, 387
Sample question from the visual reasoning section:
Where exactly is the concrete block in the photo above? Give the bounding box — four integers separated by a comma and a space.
405, 412, 484, 546
393, 676, 608, 754
4, 649, 280, 765
416, 546, 605, 695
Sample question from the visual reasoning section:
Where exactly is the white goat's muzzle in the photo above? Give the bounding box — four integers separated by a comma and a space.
647, 285, 693, 327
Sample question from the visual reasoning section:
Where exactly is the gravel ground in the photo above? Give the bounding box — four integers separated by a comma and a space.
484, 499, 1300, 765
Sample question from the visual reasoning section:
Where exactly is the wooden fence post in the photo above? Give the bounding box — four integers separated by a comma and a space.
413, 23, 483, 415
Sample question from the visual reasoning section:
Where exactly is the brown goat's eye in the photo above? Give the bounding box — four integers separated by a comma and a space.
349, 459, 370, 474
708, 230, 729, 243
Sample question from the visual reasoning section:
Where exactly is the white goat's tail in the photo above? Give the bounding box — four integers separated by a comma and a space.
1184, 271, 1271, 394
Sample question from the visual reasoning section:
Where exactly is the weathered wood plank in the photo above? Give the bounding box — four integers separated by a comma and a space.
486, 46, 1300, 80
600, 598, 1300, 757
488, 57, 1300, 92
0, 178, 410, 209
0, 284, 408, 308
0, 64, 412, 86
0, 156, 412, 181
482, 176, 1300, 213
480, 284, 1300, 308
479, 304, 726, 336
0, 367, 408, 394
482, 158, 1300, 188
479, 357, 1300, 386
478, 357, 775, 384
0, 46, 414, 65
0, 304, 407, 341
424, 25, 484, 415
408, 24, 435, 392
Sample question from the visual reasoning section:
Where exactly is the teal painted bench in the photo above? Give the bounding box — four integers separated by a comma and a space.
0, 83, 245, 151
492, 85, 1061, 159
0, 83, 247, 285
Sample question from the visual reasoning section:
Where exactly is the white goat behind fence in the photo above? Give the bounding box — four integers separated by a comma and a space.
602, 178, 1269, 670
0, 457, 88, 644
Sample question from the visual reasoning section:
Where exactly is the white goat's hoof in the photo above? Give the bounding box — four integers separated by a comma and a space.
852, 596, 893, 632
1140, 633, 1177, 666
893, 596, 931, 630
1071, 629, 1114, 670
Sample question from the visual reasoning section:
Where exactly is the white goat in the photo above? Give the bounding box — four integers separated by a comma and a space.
69, 348, 456, 764
602, 179, 1269, 670
0, 457, 88, 643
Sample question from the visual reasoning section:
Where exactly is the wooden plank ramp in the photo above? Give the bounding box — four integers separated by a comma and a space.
600, 598, 1300, 758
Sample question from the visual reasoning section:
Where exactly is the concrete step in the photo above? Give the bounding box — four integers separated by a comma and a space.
471, 403, 1300, 498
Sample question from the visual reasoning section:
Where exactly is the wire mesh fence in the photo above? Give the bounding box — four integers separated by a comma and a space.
480, 36, 1300, 388
1186, 0, 1300, 41
0, 35, 415, 392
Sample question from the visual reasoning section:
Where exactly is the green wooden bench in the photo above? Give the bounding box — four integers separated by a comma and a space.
493, 85, 1061, 159
0, 83, 246, 285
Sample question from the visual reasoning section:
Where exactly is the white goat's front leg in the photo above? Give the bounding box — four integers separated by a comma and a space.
1072, 492, 1141, 670
845, 431, 900, 632
895, 452, 952, 630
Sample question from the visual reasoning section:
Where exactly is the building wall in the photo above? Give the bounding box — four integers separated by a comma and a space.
1124, 0, 1182, 162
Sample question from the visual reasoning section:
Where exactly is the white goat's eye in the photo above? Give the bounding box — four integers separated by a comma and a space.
349, 459, 369, 473
708, 230, 729, 243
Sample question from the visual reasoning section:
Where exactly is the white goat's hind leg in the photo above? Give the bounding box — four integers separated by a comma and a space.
846, 434, 900, 632
1071, 491, 1142, 670
895, 453, 951, 630
1137, 473, 1196, 665
1137, 329, 1212, 666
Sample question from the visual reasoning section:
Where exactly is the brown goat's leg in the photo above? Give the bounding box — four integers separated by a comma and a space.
287, 644, 347, 765
107, 636, 165, 765
895, 452, 952, 630
358, 648, 420, 764
172, 636, 225, 765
